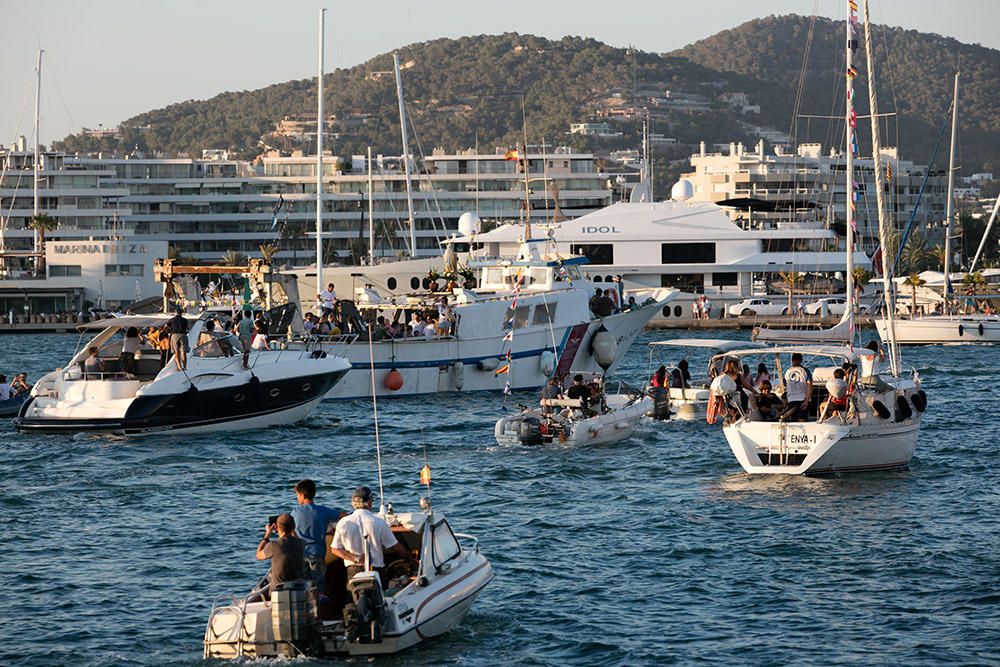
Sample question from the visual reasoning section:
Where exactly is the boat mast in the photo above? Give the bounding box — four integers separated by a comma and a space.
943, 71, 960, 315
367, 145, 375, 263
844, 0, 856, 345
521, 96, 532, 240
392, 52, 417, 257
33, 48, 43, 264
970, 193, 1000, 273
863, 0, 899, 375
315, 9, 325, 293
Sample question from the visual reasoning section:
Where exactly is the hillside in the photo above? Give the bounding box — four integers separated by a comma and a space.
54, 18, 999, 176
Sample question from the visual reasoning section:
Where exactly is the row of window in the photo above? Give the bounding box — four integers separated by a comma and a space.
48, 264, 145, 277
572, 242, 719, 266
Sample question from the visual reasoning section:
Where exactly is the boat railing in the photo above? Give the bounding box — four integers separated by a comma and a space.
453, 532, 481, 554
60, 368, 135, 382
203, 578, 272, 659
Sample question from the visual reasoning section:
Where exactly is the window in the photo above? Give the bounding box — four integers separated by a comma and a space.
387, 277, 397, 290
431, 519, 461, 569
410, 277, 420, 290
571, 243, 614, 265
593, 275, 603, 282
105, 264, 144, 277
504, 305, 531, 330
713, 272, 738, 287
661, 243, 716, 264
660, 273, 704, 291
49, 264, 82, 277
533, 302, 557, 325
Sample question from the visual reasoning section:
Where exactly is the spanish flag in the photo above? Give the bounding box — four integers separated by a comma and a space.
848, 0, 858, 11
847, 65, 858, 79
885, 161, 893, 181
503, 149, 520, 161
420, 464, 431, 485
494, 363, 510, 376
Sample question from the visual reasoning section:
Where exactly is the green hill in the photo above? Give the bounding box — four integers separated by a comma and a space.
55, 17, 999, 177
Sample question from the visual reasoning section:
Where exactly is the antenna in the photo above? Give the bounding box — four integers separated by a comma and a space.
367, 324, 386, 514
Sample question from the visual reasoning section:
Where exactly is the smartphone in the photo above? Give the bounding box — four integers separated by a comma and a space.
268, 515, 279, 527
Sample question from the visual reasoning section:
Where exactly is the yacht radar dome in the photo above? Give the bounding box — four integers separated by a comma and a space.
458, 211, 481, 237
670, 179, 694, 202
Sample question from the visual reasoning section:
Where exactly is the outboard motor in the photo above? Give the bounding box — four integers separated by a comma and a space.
647, 386, 671, 420
270, 580, 316, 657
343, 571, 387, 644
519, 415, 543, 445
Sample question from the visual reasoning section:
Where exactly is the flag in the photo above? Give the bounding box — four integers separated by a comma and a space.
847, 65, 858, 79
503, 149, 520, 161
419, 464, 431, 485
503, 381, 511, 395
849, 110, 857, 128
885, 161, 893, 181
848, 0, 858, 11
270, 195, 285, 230
494, 363, 510, 376
871, 244, 884, 277
505, 349, 512, 361
502, 330, 513, 342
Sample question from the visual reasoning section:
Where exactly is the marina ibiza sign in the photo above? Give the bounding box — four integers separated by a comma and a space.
52, 243, 149, 255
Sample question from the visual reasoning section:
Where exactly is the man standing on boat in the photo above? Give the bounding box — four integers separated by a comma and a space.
166, 307, 189, 371
256, 514, 305, 589
330, 486, 412, 586
780, 353, 812, 422
318, 283, 337, 318
291, 479, 342, 595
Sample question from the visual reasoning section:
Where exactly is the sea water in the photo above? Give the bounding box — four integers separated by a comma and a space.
1, 330, 998, 666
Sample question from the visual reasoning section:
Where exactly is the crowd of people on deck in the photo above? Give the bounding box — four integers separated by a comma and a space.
308, 283, 459, 341
255, 479, 416, 618
588, 275, 640, 318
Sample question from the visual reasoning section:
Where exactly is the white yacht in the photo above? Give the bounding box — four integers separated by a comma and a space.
14, 314, 350, 435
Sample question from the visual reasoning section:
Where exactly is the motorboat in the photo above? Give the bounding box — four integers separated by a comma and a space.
645, 338, 763, 421
495, 372, 651, 446
204, 499, 492, 658
878, 313, 1000, 344
0, 393, 29, 417
710, 345, 924, 475
303, 239, 673, 400
14, 314, 350, 435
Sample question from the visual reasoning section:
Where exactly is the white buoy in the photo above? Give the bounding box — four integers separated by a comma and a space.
590, 326, 617, 370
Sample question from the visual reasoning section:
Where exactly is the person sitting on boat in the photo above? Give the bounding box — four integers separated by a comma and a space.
120, 326, 144, 376
650, 365, 668, 389
539, 377, 562, 414
11, 373, 29, 396
755, 380, 782, 421
565, 374, 594, 416
303, 312, 317, 336
83, 346, 105, 378
589, 288, 603, 316
166, 308, 189, 371
330, 486, 413, 587
818, 368, 850, 423
670, 360, 691, 389
723, 358, 757, 414
779, 353, 813, 422
753, 363, 770, 390
256, 514, 305, 591
0, 375, 11, 401
626, 296, 640, 311
424, 319, 437, 338
603, 289, 620, 314
196, 319, 223, 357
291, 479, 344, 596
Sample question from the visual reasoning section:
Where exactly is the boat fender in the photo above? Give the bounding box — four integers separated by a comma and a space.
710, 374, 737, 397
872, 400, 891, 419
706, 394, 723, 424
384, 368, 404, 391
980, 323, 985, 336
895, 395, 913, 422
452, 362, 465, 390
589, 326, 617, 371
958, 324, 965, 336
539, 350, 556, 376
310, 349, 327, 359
911, 389, 928, 412
477, 358, 499, 372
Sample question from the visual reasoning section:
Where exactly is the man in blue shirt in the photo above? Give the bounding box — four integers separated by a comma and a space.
290, 479, 343, 595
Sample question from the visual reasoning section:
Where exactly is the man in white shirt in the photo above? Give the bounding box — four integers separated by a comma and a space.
317, 283, 337, 317
330, 486, 412, 586
780, 352, 813, 422
423, 319, 437, 338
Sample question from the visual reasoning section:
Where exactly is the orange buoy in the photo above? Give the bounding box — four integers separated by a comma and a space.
384, 368, 404, 391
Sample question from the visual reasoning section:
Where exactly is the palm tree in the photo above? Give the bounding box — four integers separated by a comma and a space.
904, 273, 926, 318
779, 271, 804, 315
28, 212, 58, 272
852, 267, 872, 312
258, 242, 279, 263
221, 249, 248, 266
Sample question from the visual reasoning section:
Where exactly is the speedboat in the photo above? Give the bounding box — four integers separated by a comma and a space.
495, 372, 651, 446
203, 500, 493, 658
710, 345, 924, 475
14, 314, 350, 435
645, 338, 763, 421
877, 313, 1000, 344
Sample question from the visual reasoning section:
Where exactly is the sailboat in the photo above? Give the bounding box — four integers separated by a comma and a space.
710, 0, 924, 475
876, 74, 1000, 344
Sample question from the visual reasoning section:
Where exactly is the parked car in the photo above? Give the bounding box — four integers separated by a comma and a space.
727, 298, 788, 317
804, 297, 869, 316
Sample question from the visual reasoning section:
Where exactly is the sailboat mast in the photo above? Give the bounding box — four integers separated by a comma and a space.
393, 52, 417, 257
943, 72, 960, 315
367, 146, 375, 263
970, 193, 1000, 273
844, 0, 856, 344
863, 0, 899, 375
315, 9, 325, 293
33, 49, 43, 261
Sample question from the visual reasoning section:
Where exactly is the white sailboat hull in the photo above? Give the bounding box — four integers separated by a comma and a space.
877, 315, 1000, 344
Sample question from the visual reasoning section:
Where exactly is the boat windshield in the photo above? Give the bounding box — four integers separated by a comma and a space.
431, 518, 461, 570
192, 332, 243, 358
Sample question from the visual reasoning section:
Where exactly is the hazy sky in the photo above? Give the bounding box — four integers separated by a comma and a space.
3, 0, 997, 143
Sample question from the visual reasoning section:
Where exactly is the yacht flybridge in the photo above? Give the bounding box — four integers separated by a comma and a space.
14, 314, 350, 435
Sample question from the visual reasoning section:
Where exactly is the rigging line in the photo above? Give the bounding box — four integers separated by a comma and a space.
367, 323, 386, 513
43, 57, 77, 136
403, 99, 448, 240
0, 87, 35, 232
788, 8, 819, 198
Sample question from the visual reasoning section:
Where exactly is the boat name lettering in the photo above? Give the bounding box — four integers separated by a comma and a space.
789, 434, 816, 445
582, 226, 618, 234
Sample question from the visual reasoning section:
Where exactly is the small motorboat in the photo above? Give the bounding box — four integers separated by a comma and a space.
495, 373, 651, 446
14, 314, 350, 435
203, 500, 493, 658
0, 393, 29, 417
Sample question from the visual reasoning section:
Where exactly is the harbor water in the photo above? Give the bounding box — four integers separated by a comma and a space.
2, 330, 998, 666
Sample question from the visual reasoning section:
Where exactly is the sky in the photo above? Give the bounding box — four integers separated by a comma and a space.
3, 0, 997, 144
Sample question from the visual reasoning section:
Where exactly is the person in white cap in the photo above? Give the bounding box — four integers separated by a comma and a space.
330, 486, 412, 587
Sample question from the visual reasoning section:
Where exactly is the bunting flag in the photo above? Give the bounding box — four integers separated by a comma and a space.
505, 349, 513, 362
885, 161, 893, 181
871, 244, 884, 277
848, 0, 858, 11
503, 149, 520, 161
419, 464, 431, 485
270, 195, 285, 230
502, 330, 513, 342
503, 381, 512, 395
494, 363, 510, 376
